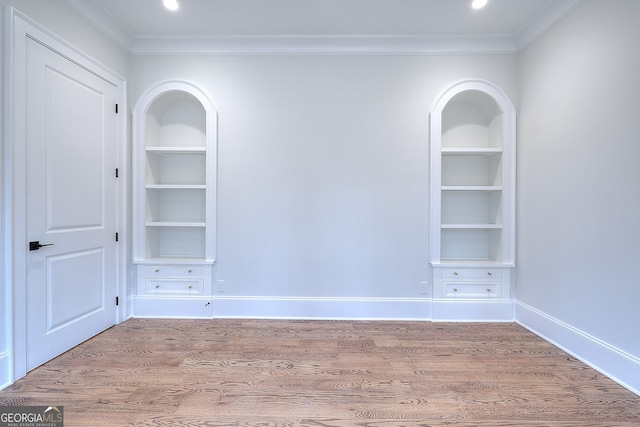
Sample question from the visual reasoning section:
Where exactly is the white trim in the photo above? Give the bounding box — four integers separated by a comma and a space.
7, 7, 29, 384
0, 351, 9, 390
131, 34, 518, 56
515, 301, 640, 396
429, 78, 517, 116
115, 80, 129, 322
131, 296, 213, 319
431, 300, 514, 322
61, 0, 134, 51
514, 0, 584, 50
136, 295, 514, 322
5, 8, 128, 388
60, 0, 584, 56
212, 296, 431, 321
1, 4, 14, 391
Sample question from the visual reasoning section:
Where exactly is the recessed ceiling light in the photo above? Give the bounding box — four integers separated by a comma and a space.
163, 0, 179, 11
472, 0, 488, 9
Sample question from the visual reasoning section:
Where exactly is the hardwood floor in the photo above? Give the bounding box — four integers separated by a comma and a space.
1, 319, 639, 426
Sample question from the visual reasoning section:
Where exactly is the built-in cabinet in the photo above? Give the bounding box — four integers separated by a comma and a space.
132, 81, 217, 317
430, 80, 516, 320
129, 78, 514, 320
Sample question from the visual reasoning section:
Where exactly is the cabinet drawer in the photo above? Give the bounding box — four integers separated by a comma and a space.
441, 268, 501, 279
146, 279, 204, 295
145, 265, 204, 278
443, 282, 500, 298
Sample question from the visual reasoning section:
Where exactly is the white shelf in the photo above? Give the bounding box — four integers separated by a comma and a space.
146, 222, 206, 227
132, 81, 217, 318
146, 184, 207, 190
145, 226, 206, 259
442, 147, 502, 155
441, 228, 502, 262
430, 80, 516, 308
146, 151, 206, 186
432, 260, 515, 268
441, 224, 502, 229
144, 125, 206, 256
136, 257, 211, 265
146, 146, 206, 154
441, 186, 503, 191
133, 80, 217, 266
442, 154, 502, 186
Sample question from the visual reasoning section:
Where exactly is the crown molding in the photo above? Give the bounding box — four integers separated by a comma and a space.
131, 34, 518, 56
514, 0, 584, 50
61, 0, 584, 56
62, 0, 134, 50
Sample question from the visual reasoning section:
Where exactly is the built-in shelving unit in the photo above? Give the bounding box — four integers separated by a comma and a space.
430, 80, 516, 320
132, 81, 217, 318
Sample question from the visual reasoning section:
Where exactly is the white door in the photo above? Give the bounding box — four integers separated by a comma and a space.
25, 38, 118, 370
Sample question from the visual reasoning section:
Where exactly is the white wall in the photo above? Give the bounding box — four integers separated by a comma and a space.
517, 0, 640, 392
0, 0, 130, 388
131, 54, 517, 307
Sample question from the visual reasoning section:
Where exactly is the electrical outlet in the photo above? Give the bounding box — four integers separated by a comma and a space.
419, 282, 430, 295
216, 280, 225, 293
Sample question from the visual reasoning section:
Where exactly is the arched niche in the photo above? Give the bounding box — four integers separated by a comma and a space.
429, 80, 516, 318
132, 80, 218, 264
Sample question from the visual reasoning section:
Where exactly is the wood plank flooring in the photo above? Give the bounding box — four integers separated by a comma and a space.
1, 319, 639, 426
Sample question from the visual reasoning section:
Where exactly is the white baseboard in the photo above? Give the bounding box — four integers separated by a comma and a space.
212, 296, 432, 320
515, 301, 640, 396
131, 296, 214, 319
130, 296, 517, 322
431, 299, 514, 322
0, 351, 11, 390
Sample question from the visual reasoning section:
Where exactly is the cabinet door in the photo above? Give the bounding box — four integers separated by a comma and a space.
441, 268, 501, 279
442, 282, 501, 298
146, 279, 204, 295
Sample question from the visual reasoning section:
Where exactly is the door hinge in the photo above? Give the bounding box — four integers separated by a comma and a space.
115, 232, 119, 242
115, 168, 119, 178
115, 104, 119, 114
116, 296, 119, 306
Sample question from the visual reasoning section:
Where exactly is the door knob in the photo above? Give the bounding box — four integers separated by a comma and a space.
29, 241, 55, 251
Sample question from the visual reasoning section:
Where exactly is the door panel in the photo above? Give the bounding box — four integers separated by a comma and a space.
47, 66, 105, 230
25, 38, 117, 370
47, 249, 104, 332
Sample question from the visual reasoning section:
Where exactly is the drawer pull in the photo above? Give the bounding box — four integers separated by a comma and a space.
454, 272, 459, 276
487, 288, 492, 292
155, 285, 160, 289
487, 272, 492, 276
188, 285, 193, 289
155, 269, 160, 273
453, 288, 458, 292
188, 269, 192, 273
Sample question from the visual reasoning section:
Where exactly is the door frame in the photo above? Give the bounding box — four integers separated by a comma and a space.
2, 9, 128, 388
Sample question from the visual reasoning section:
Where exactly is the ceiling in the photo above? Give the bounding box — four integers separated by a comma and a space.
62, 0, 584, 54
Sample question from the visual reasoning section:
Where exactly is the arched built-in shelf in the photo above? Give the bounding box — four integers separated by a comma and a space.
132, 80, 217, 318
429, 79, 516, 320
